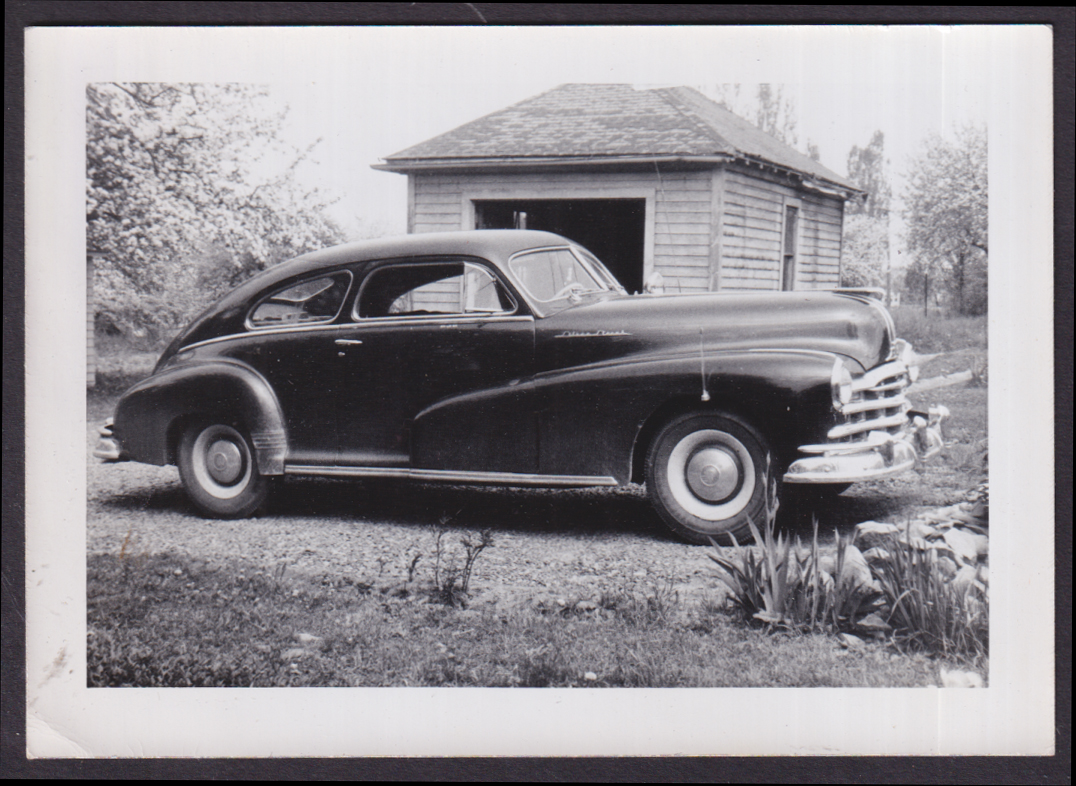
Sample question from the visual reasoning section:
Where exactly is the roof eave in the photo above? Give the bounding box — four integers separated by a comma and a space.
372, 153, 737, 173
373, 153, 863, 197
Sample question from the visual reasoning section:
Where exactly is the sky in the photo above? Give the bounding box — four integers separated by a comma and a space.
255, 26, 997, 240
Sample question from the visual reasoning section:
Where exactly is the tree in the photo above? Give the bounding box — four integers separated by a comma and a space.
841, 131, 892, 292
754, 84, 799, 149
87, 83, 345, 339
902, 125, 988, 315
702, 83, 800, 149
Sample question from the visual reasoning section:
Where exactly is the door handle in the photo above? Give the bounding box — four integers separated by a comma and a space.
335, 339, 363, 346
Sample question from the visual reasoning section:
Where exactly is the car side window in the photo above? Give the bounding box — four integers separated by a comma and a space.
356, 262, 515, 319
248, 272, 352, 328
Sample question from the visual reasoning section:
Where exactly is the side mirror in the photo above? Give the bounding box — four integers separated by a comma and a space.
643, 271, 665, 295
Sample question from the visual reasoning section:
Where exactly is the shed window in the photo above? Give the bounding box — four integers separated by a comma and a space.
781, 205, 799, 291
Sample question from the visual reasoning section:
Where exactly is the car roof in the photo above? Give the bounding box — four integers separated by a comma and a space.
270, 229, 574, 281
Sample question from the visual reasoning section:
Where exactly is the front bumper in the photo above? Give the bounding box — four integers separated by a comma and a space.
783, 405, 948, 484
93, 419, 128, 462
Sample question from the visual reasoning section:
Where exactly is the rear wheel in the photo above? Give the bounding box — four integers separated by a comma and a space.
177, 421, 269, 518
646, 412, 772, 545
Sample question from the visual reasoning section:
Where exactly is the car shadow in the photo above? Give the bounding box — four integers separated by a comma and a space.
92, 475, 928, 547
266, 477, 672, 541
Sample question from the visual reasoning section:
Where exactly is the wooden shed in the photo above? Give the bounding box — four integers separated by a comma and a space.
374, 84, 861, 294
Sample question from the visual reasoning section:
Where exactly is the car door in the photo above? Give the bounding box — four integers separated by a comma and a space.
334, 259, 536, 471
225, 270, 354, 466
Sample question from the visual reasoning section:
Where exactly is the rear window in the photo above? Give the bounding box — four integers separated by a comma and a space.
248, 272, 352, 329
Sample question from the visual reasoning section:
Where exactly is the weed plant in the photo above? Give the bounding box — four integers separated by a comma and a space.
709, 465, 989, 663
708, 472, 878, 634
870, 525, 989, 662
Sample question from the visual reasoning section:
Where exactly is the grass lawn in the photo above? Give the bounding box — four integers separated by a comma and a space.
88, 551, 947, 688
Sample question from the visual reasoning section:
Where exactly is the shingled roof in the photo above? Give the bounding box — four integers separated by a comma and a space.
375, 84, 857, 192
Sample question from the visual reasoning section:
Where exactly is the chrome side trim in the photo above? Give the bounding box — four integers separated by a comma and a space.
284, 464, 619, 488
181, 315, 537, 352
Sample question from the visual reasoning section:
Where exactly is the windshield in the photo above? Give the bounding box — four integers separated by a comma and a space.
573, 246, 628, 295
508, 247, 617, 315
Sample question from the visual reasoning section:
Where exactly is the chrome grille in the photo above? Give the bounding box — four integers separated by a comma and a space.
830, 360, 911, 443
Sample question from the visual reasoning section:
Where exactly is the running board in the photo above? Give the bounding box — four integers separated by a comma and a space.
284, 464, 619, 488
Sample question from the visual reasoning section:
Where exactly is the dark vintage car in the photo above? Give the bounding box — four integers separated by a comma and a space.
95, 230, 947, 543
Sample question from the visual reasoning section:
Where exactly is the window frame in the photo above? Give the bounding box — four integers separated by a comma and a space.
244, 270, 354, 332
351, 258, 520, 323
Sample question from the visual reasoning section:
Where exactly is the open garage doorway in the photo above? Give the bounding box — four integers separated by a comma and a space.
474, 199, 646, 294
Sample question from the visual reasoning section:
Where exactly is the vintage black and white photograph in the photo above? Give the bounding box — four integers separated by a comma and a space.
24, 23, 1054, 757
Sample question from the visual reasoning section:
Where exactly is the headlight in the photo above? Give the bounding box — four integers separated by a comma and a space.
896, 339, 920, 383
831, 358, 854, 408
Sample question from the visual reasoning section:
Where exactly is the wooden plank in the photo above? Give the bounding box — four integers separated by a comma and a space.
412, 202, 464, 215
721, 264, 780, 277
653, 237, 710, 250
653, 270, 711, 284
724, 213, 783, 235
412, 191, 464, 205
652, 222, 711, 235
722, 235, 782, 253
726, 174, 797, 202
723, 195, 783, 218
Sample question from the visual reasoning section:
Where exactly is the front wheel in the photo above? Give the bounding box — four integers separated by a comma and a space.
646, 412, 772, 545
177, 422, 269, 518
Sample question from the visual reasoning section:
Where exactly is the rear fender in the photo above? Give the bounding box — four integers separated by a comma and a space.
112, 360, 287, 474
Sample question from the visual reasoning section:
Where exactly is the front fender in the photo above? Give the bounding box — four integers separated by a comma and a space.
530, 349, 841, 482
112, 359, 287, 474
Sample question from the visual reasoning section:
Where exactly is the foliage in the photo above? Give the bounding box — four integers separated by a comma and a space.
432, 524, 494, 607
902, 125, 988, 315
846, 131, 892, 219
841, 131, 892, 291
87, 83, 346, 340
700, 83, 816, 154
890, 306, 987, 353
869, 527, 989, 661
708, 472, 880, 633
840, 213, 889, 288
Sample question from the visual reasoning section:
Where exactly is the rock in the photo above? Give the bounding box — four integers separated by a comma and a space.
854, 521, 900, 550
838, 632, 865, 650
943, 528, 982, 564
937, 556, 959, 580
281, 648, 309, 661
855, 612, 892, 635
584, 672, 598, 681
838, 544, 875, 591
861, 547, 891, 563
575, 600, 598, 612
908, 519, 940, 541
294, 632, 323, 646
952, 565, 985, 593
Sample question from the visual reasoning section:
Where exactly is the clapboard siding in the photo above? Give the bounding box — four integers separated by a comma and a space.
411, 169, 714, 286
409, 164, 848, 294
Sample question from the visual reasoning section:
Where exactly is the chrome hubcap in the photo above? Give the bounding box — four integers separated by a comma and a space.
665, 428, 756, 523
206, 439, 243, 485
686, 447, 740, 502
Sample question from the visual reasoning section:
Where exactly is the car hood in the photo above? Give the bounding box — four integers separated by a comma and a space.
536, 290, 893, 373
